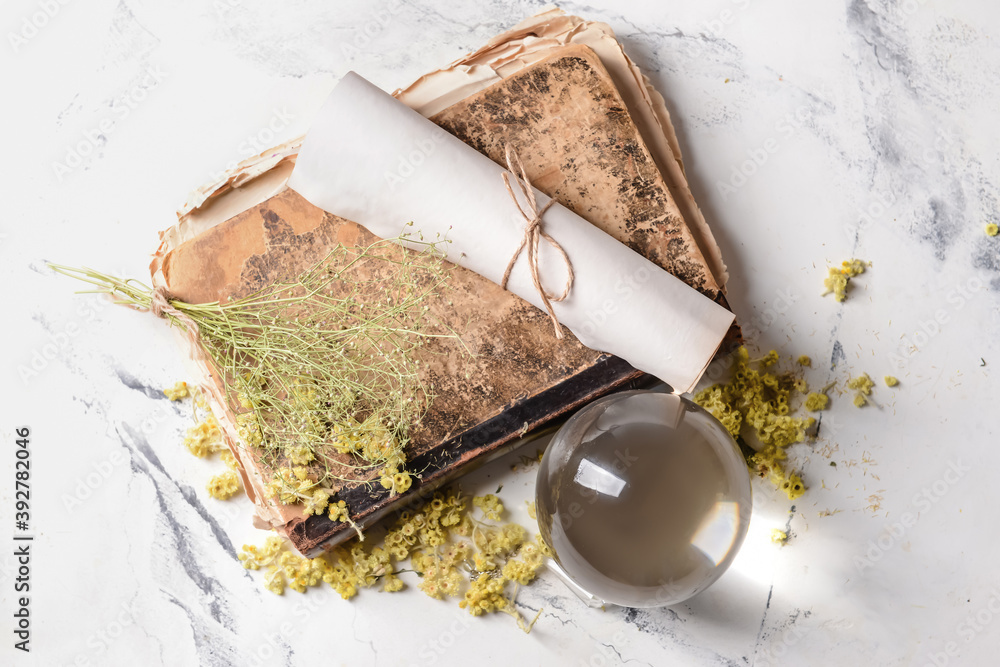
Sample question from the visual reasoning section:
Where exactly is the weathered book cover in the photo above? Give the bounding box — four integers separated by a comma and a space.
153, 45, 739, 555
431, 45, 723, 301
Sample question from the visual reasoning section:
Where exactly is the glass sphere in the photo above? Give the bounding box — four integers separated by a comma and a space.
536, 390, 752, 608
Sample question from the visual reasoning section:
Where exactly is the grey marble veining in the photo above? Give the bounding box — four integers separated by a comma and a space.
3, 1, 999, 665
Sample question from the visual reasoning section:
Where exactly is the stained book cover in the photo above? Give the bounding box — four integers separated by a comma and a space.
152, 45, 740, 555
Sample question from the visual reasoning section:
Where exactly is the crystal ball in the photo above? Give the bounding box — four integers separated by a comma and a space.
535, 390, 752, 608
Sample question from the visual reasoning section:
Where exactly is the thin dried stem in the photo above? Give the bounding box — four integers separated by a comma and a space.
51, 235, 462, 502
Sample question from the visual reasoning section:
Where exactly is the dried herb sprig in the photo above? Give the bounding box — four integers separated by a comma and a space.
51, 235, 464, 499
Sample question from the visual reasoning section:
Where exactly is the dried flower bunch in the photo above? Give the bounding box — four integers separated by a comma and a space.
695, 347, 815, 500
52, 235, 462, 520
238, 490, 547, 632
166, 384, 546, 630
822, 258, 868, 302
696, 342, 903, 501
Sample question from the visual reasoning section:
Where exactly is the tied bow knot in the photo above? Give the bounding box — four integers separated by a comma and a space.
499, 144, 575, 339
149, 286, 200, 335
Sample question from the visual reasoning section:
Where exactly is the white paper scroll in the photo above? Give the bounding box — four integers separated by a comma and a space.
287, 72, 734, 393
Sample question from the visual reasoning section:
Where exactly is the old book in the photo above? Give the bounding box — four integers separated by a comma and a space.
395, 8, 731, 294
430, 44, 721, 300
151, 44, 737, 556
289, 70, 735, 392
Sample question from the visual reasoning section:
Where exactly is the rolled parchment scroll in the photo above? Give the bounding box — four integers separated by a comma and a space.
288, 72, 734, 393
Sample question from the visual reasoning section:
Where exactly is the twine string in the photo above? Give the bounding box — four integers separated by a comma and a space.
149, 286, 201, 336
499, 144, 574, 339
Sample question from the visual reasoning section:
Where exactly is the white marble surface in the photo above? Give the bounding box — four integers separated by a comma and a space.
2, 1, 999, 665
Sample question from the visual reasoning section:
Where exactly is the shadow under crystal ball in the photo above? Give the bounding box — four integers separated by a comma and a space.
535, 390, 752, 608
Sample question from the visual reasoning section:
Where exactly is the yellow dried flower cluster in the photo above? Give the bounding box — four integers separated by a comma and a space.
822, 258, 868, 302
264, 468, 332, 516
461, 574, 509, 615
324, 499, 365, 542
169, 382, 244, 501
797, 355, 812, 367
323, 417, 407, 471
220, 449, 239, 471
756, 350, 779, 367
847, 372, 876, 407
986, 223, 999, 237
379, 470, 413, 496
326, 499, 349, 522
301, 488, 330, 516
193, 388, 210, 412
694, 347, 813, 500
884, 375, 899, 387
206, 471, 241, 500
841, 259, 867, 276
286, 446, 314, 465
354, 421, 401, 462
247, 407, 414, 511
239, 488, 545, 632
237, 536, 329, 595
414, 545, 467, 600
695, 347, 815, 446
163, 381, 190, 401
235, 411, 263, 448
750, 449, 806, 500
265, 466, 314, 504
770, 529, 789, 545
471, 523, 526, 572
325, 419, 413, 498
260, 465, 361, 537
249, 411, 419, 535
472, 494, 504, 521
804, 392, 829, 412
183, 413, 226, 458
847, 372, 875, 393
238, 536, 283, 571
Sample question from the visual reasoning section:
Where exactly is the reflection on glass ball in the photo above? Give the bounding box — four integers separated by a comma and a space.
536, 390, 752, 608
